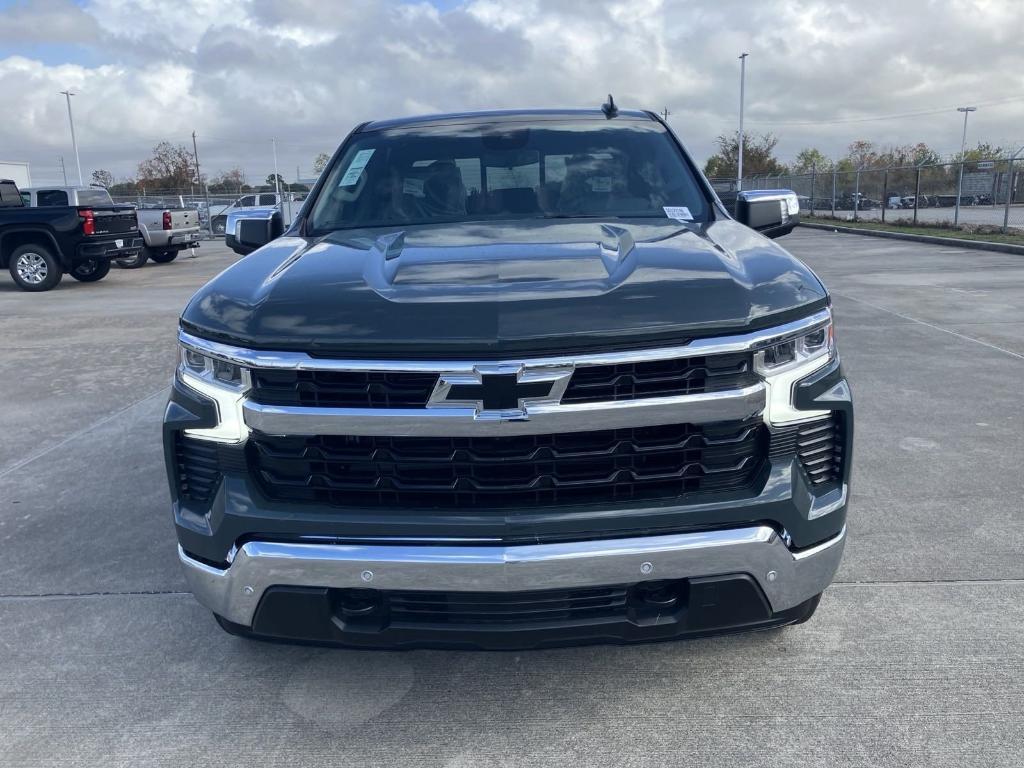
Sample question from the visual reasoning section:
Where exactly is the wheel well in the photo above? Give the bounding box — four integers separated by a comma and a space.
0, 231, 58, 268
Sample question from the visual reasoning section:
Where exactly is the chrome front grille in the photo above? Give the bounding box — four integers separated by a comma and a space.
178, 309, 836, 510
249, 352, 758, 409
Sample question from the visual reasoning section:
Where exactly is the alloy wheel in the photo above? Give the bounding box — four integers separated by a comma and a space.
15, 252, 48, 285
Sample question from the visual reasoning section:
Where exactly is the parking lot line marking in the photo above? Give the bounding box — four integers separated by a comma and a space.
0, 386, 169, 481
831, 291, 1024, 362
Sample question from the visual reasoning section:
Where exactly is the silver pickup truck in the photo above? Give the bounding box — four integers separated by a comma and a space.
119, 206, 200, 268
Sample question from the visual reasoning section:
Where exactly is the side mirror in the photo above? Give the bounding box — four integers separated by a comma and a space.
225, 207, 284, 256
735, 190, 801, 239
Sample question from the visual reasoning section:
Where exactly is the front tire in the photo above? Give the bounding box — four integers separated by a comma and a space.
116, 248, 150, 269
149, 249, 179, 264
70, 258, 111, 282
9, 244, 62, 292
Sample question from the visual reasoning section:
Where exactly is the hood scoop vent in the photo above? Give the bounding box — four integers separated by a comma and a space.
362, 231, 642, 303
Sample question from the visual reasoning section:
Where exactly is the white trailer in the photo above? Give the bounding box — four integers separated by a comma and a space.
0, 161, 32, 188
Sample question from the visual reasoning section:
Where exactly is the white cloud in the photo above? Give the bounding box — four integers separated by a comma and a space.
1, 0, 1022, 185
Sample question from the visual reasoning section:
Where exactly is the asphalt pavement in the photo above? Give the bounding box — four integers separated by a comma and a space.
1, 231, 1022, 767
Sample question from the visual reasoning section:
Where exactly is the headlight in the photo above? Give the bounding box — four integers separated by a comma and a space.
756, 313, 836, 425
754, 319, 833, 376
177, 345, 250, 442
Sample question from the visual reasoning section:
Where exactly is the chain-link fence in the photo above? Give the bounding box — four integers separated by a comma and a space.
711, 155, 1024, 234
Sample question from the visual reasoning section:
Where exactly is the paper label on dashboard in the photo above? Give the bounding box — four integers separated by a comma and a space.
339, 149, 375, 186
663, 206, 693, 221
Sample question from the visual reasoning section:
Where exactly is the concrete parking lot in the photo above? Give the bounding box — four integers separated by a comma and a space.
1, 230, 1022, 767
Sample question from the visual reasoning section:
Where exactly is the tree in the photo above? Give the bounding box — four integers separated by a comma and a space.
962, 142, 1004, 162
108, 179, 139, 195
209, 167, 246, 194
266, 173, 286, 190
704, 132, 787, 179
791, 148, 831, 174
312, 153, 330, 174
90, 169, 114, 188
845, 140, 878, 170
137, 142, 197, 190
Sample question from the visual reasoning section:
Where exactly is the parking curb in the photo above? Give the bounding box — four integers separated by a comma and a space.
799, 221, 1024, 256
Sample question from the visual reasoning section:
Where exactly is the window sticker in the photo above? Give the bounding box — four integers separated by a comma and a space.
402, 177, 425, 197
663, 206, 693, 221
338, 149, 376, 187
588, 176, 613, 193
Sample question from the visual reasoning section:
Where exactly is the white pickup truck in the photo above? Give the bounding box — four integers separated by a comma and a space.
210, 192, 305, 235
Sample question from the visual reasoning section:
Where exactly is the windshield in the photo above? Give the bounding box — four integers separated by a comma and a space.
309, 119, 709, 234
77, 188, 114, 206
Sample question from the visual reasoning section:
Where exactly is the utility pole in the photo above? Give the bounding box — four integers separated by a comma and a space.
954, 106, 977, 227
58, 155, 68, 186
1004, 147, 1023, 234
737, 52, 748, 192
660, 107, 670, 122
192, 131, 212, 236
59, 90, 83, 185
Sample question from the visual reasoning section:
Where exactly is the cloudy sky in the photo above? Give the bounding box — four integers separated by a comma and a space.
1, 0, 1022, 186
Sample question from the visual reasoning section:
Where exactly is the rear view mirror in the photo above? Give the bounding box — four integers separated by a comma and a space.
225, 207, 284, 256
735, 190, 800, 239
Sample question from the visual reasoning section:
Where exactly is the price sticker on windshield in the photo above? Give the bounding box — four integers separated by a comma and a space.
339, 149, 376, 187
663, 206, 693, 222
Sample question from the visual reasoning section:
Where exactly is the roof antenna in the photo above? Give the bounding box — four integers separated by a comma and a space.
601, 94, 618, 119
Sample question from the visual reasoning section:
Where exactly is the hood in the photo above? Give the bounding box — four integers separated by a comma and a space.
181, 219, 827, 357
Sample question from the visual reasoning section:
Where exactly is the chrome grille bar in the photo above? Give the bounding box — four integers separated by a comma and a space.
242, 384, 766, 437
178, 308, 830, 373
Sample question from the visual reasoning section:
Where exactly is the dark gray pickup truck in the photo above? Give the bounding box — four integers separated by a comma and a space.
165, 105, 852, 649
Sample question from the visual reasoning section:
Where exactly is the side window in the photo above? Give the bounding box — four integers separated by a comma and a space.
37, 189, 69, 206
0, 183, 24, 206
238, 195, 256, 207
258, 194, 278, 205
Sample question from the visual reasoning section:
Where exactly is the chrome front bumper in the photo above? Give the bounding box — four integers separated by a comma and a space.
179, 524, 846, 627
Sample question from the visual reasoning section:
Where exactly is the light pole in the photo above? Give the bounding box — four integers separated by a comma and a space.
272, 137, 282, 198
737, 52, 748, 192
954, 106, 976, 226
59, 90, 83, 186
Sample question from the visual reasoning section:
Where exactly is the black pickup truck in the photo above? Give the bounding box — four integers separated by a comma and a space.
0, 178, 142, 291
166, 106, 852, 650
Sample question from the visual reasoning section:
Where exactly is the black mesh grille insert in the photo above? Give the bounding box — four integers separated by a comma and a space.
770, 413, 844, 486
174, 434, 222, 502
386, 585, 629, 626
251, 369, 439, 408
561, 352, 756, 404
249, 419, 768, 509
